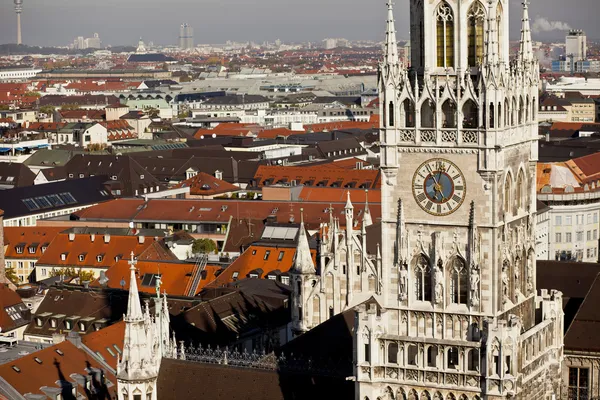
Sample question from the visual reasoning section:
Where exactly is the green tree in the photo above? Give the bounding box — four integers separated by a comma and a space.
61, 104, 81, 111
177, 111, 189, 119
192, 238, 217, 254
40, 105, 56, 115
147, 108, 160, 118
5, 267, 18, 284
24, 91, 41, 98
50, 267, 95, 282
0, 105, 9, 111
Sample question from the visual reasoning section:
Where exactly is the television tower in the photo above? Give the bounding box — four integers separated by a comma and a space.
14, 0, 23, 45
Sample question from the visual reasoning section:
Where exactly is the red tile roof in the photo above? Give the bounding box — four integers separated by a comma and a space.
304, 121, 377, 132
58, 109, 105, 120
36, 233, 168, 269
298, 187, 380, 203
174, 172, 241, 196
73, 198, 381, 230
92, 259, 194, 296
81, 320, 125, 370
0, 341, 116, 397
0, 284, 26, 332
3, 227, 65, 259
207, 245, 315, 287
254, 165, 381, 189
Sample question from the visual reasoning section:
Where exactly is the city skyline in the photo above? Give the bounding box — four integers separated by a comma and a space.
0, 0, 598, 47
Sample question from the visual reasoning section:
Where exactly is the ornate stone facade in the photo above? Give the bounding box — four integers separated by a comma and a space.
117, 253, 176, 400
291, 0, 565, 399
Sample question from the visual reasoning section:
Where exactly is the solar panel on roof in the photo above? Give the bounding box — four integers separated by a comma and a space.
34, 196, 52, 209
22, 198, 40, 211
59, 192, 77, 205
46, 194, 65, 207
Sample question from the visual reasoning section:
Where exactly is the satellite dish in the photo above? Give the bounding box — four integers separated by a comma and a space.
120, 278, 126, 289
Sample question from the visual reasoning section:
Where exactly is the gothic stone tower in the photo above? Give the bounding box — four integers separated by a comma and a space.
355, 1, 564, 399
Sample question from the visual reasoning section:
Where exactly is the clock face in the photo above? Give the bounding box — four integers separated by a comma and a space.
412, 158, 466, 216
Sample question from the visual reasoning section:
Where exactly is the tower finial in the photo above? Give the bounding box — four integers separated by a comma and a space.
519, 0, 534, 64
363, 189, 373, 227
384, 1, 399, 65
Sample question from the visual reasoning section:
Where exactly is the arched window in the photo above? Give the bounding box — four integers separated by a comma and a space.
388, 342, 399, 364
504, 98, 510, 127
421, 101, 436, 128
436, 2, 455, 68
532, 97, 537, 120
449, 258, 468, 304
489, 103, 495, 128
496, 1, 504, 61
407, 344, 418, 366
511, 97, 517, 126
497, 102, 502, 128
462, 100, 479, 128
427, 346, 438, 367
504, 172, 512, 213
447, 347, 459, 369
388, 102, 395, 127
517, 170, 525, 210
525, 96, 530, 122
467, 2, 486, 66
414, 255, 432, 302
442, 100, 456, 128
403, 99, 415, 127
467, 349, 479, 371
519, 97, 524, 124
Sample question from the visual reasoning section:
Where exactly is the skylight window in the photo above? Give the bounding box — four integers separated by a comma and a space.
59, 192, 77, 205
22, 198, 40, 211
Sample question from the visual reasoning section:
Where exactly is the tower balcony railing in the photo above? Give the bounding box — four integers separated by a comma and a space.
363, 364, 482, 390
396, 128, 481, 147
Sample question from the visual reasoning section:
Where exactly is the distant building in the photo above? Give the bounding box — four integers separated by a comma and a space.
566, 29, 586, 62
179, 23, 194, 50
72, 33, 101, 50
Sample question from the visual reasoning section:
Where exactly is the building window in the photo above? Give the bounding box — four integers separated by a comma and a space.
278, 251, 284, 261
447, 347, 459, 369
569, 367, 589, 400
566, 233, 572, 243
387, 342, 398, 364
556, 216, 562, 226
449, 257, 468, 305
414, 255, 432, 302
504, 173, 512, 213
467, 1, 485, 66
436, 2, 455, 69
264, 250, 271, 260
577, 231, 584, 242
566, 215, 572, 225
555, 233, 562, 243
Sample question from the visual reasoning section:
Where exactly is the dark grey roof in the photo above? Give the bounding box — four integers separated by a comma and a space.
127, 54, 176, 63
203, 95, 269, 106
0, 176, 113, 220
23, 149, 84, 167
141, 80, 179, 88
38, 95, 119, 107
0, 163, 35, 188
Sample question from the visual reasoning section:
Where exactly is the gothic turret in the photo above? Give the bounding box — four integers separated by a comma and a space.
519, 0, 534, 64
291, 211, 316, 275
362, 190, 373, 227
117, 253, 159, 400
384, 1, 399, 66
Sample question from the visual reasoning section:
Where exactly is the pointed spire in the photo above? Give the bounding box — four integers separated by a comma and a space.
519, 0, 534, 64
362, 190, 373, 227
345, 191, 354, 210
125, 252, 143, 322
384, 1, 399, 65
484, 0, 498, 66
292, 208, 316, 275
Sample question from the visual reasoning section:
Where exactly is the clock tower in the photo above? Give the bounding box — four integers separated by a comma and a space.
355, 1, 564, 399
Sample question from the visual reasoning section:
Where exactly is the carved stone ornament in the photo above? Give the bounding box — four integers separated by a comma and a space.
399, 262, 409, 301
502, 261, 510, 304
434, 261, 444, 305
470, 263, 480, 307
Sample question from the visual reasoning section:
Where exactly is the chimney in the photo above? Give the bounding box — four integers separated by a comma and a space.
68, 232, 75, 242
66, 331, 82, 348
104, 234, 110, 243
138, 235, 145, 244
52, 333, 66, 345
90, 234, 95, 242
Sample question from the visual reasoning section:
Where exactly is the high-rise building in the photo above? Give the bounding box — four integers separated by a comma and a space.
85, 33, 102, 49
179, 23, 194, 50
291, 0, 564, 399
566, 30, 586, 62
14, 0, 23, 45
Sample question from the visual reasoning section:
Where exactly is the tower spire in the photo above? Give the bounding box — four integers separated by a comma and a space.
292, 208, 316, 274
484, 0, 498, 66
519, 0, 534, 64
125, 252, 143, 322
363, 189, 373, 227
384, 1, 399, 65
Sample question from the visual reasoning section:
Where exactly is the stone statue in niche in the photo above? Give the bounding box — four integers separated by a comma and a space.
502, 261, 510, 304
526, 255, 534, 292
399, 262, 408, 301
434, 260, 444, 305
470, 263, 480, 306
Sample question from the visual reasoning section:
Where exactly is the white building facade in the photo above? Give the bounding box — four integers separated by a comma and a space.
291, 1, 564, 399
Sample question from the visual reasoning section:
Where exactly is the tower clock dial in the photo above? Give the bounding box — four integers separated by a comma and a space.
412, 158, 466, 216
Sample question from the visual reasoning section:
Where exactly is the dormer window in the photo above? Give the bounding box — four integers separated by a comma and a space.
79, 322, 86, 331
281, 276, 290, 285
65, 320, 72, 330
232, 272, 239, 281
264, 250, 271, 260
78, 253, 86, 262
41, 246, 48, 253
60, 253, 67, 261
50, 319, 57, 328
140, 174, 144, 179
111, 175, 118, 181
28, 246, 36, 254
97, 254, 104, 262
15, 246, 24, 254
35, 318, 43, 326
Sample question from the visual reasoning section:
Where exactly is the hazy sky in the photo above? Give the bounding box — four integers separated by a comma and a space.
0, 0, 598, 47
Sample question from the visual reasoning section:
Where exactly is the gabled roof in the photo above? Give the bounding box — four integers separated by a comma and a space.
0, 176, 113, 220
298, 187, 380, 203
0, 284, 30, 333
3, 227, 65, 259
207, 244, 316, 288
253, 164, 380, 189
0, 162, 36, 188
36, 233, 169, 269
564, 274, 600, 352
174, 172, 241, 196
81, 320, 125, 371
0, 340, 116, 398
92, 259, 194, 296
